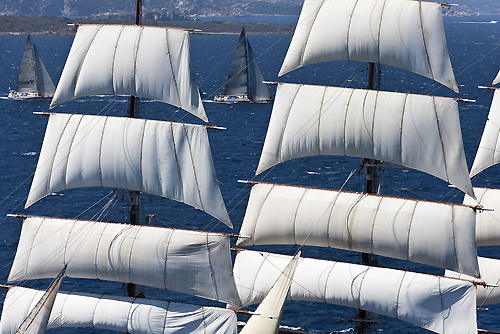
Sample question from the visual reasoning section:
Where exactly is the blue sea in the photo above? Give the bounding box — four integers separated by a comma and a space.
1, 14, 500, 333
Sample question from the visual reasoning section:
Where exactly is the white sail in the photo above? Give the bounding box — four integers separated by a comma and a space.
237, 183, 479, 277
14, 266, 65, 334
463, 187, 500, 246
49, 24, 207, 122
446, 256, 500, 306
0, 287, 237, 334
279, 0, 458, 92
470, 89, 500, 178
26, 113, 231, 227
493, 70, 500, 85
234, 250, 477, 334
8, 216, 241, 307
257, 83, 474, 199
239, 252, 300, 334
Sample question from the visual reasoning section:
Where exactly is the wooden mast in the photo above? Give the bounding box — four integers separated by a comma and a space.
127, 0, 142, 299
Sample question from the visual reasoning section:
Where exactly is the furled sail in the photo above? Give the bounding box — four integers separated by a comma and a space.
16, 35, 37, 94
233, 250, 477, 334
470, 89, 500, 178
14, 266, 65, 334
237, 182, 479, 277
446, 256, 500, 306
33, 44, 55, 98
257, 83, 474, 199
49, 24, 207, 122
239, 252, 300, 334
8, 216, 241, 307
279, 0, 458, 93
224, 28, 248, 97
0, 287, 237, 334
26, 113, 232, 227
463, 187, 500, 246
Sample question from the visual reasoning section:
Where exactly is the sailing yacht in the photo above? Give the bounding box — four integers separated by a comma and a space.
232, 0, 485, 333
0, 7, 245, 334
215, 27, 273, 103
9, 35, 56, 100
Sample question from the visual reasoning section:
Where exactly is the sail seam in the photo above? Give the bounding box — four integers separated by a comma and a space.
20, 218, 45, 280
343, 89, 356, 156
299, 0, 325, 68
370, 197, 383, 254
322, 262, 337, 303
317, 86, 326, 156
253, 184, 275, 243
139, 119, 146, 192
376, 0, 388, 65
357, 267, 370, 310
418, 1, 434, 80
205, 233, 220, 302
44, 114, 73, 198
395, 271, 406, 321
325, 190, 342, 248
126, 297, 137, 331
94, 223, 108, 279
133, 27, 144, 94
346, 0, 359, 61
165, 29, 183, 109
200, 306, 208, 333
62, 218, 79, 267
63, 115, 84, 188
253, 252, 270, 303
163, 229, 175, 290
185, 125, 205, 213
127, 226, 141, 284
170, 122, 184, 204
98, 117, 109, 187
110, 26, 123, 94
432, 97, 450, 182
399, 94, 408, 166
406, 201, 418, 261
293, 189, 308, 245
73, 25, 101, 101
162, 302, 170, 333
277, 85, 301, 165
450, 206, 459, 272
371, 90, 379, 159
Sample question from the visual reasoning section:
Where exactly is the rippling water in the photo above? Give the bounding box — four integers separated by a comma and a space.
0, 14, 500, 333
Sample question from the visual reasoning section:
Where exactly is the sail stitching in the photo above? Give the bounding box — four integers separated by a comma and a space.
346, 0, 360, 61
110, 26, 123, 95
73, 25, 102, 101
62, 218, 80, 268
184, 124, 205, 213
325, 189, 342, 248
252, 184, 275, 243
342, 89, 356, 156
94, 223, 109, 279
161, 301, 170, 333
376, 0, 388, 65
450, 206, 460, 273
356, 267, 370, 310
299, 0, 325, 68
406, 201, 418, 261
399, 94, 408, 166
125, 297, 137, 331
370, 90, 379, 159
394, 271, 406, 321
163, 230, 175, 290
138, 119, 146, 192
277, 85, 301, 166
126, 226, 141, 284
252, 252, 270, 303
165, 29, 183, 109
370, 197, 384, 254
98, 117, 109, 187
418, 1, 434, 80
169, 122, 184, 204
19, 218, 45, 281
133, 27, 144, 95
293, 189, 308, 245
432, 97, 451, 182
62, 115, 84, 189
204, 233, 220, 302
317, 86, 326, 156
322, 262, 337, 303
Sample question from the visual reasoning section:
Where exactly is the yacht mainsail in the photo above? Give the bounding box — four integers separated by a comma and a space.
9, 35, 55, 99
215, 28, 272, 102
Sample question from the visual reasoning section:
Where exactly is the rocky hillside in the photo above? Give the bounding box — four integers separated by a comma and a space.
1, 0, 302, 18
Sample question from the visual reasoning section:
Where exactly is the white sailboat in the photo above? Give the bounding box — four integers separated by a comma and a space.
9, 35, 56, 100
0, 5, 244, 334
231, 0, 491, 333
215, 27, 273, 103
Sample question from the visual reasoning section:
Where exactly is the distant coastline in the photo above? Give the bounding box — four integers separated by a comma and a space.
0, 16, 295, 35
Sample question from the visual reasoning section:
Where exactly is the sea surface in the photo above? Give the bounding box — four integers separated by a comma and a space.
0, 14, 500, 334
